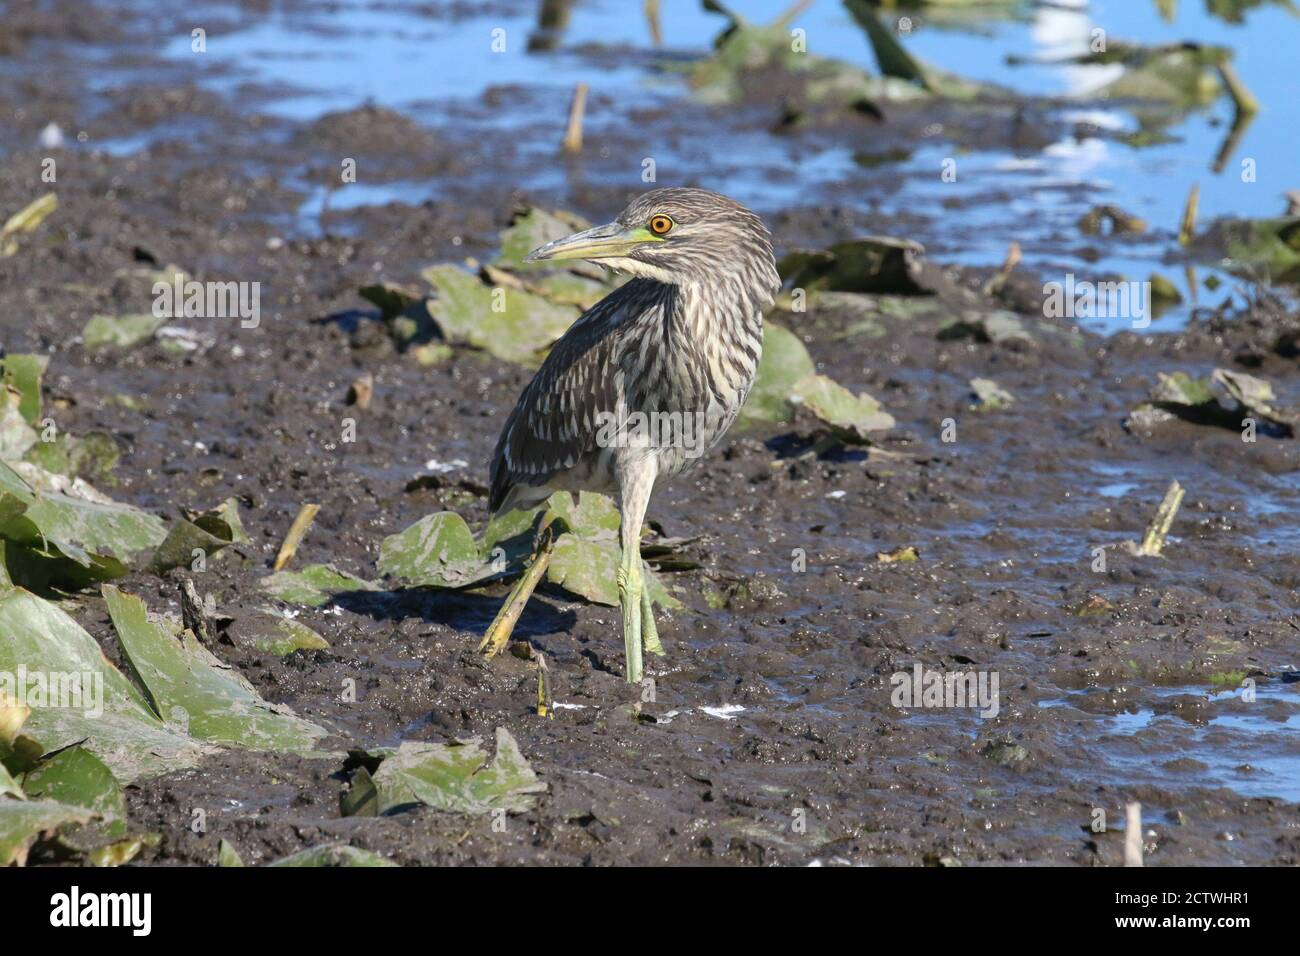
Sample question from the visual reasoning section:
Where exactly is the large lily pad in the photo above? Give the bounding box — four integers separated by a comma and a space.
378, 510, 487, 588
0, 587, 209, 783
346, 727, 546, 816
547, 533, 680, 608
422, 264, 578, 365
104, 585, 329, 755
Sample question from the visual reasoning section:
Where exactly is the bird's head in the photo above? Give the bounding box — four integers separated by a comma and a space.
524, 187, 778, 291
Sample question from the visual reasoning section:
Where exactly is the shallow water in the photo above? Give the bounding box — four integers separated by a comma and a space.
90, 0, 1297, 333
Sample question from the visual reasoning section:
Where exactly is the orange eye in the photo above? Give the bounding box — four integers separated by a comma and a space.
649, 214, 674, 236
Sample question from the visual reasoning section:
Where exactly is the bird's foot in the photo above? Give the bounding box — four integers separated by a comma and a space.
617, 561, 644, 684
641, 563, 664, 658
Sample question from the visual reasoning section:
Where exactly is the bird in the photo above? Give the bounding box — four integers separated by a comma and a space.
478, 187, 780, 683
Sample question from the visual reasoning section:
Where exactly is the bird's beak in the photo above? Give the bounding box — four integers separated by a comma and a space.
524, 221, 659, 263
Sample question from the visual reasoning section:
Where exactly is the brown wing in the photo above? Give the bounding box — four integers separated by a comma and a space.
489, 278, 670, 513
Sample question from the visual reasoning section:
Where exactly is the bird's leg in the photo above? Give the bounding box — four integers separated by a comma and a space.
616, 549, 643, 684
641, 561, 664, 657
478, 515, 556, 659
617, 455, 657, 684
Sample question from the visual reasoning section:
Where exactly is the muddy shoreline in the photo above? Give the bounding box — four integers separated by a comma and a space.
1, 0, 1297, 866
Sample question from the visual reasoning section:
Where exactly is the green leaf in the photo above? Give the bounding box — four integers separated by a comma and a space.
243, 610, 331, 656
0, 761, 23, 799
218, 838, 245, 867
547, 534, 680, 609
0, 586, 209, 783
378, 511, 486, 588
150, 498, 248, 572
739, 324, 815, 426
0, 799, 93, 866
353, 727, 546, 816
0, 460, 166, 574
261, 563, 379, 607
422, 264, 579, 366
792, 373, 895, 437
23, 431, 120, 482
493, 208, 593, 274
266, 844, 399, 867
20, 746, 127, 840
0, 392, 38, 461
544, 490, 621, 536
0, 354, 48, 425
104, 585, 330, 755
82, 313, 168, 351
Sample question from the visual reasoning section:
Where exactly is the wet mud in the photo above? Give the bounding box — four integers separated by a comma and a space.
1, 0, 1297, 866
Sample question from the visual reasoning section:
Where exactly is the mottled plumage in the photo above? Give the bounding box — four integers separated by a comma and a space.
482, 187, 780, 682
490, 188, 779, 514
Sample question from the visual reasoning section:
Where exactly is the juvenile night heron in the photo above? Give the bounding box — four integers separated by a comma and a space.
479, 187, 780, 683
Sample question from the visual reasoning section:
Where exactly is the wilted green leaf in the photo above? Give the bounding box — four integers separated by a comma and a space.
0, 460, 166, 574
243, 610, 331, 656
1154, 371, 1217, 407
494, 208, 594, 274
1211, 217, 1300, 284
150, 498, 248, 573
261, 563, 379, 607
266, 844, 398, 867
378, 510, 486, 588
218, 838, 245, 867
358, 281, 423, 319
104, 585, 329, 755
23, 431, 120, 482
547, 534, 680, 608
0, 354, 48, 425
353, 727, 546, 816
740, 324, 816, 426
20, 745, 127, 840
793, 373, 894, 437
0, 799, 93, 866
82, 313, 168, 351
0, 587, 209, 783
422, 264, 578, 365
779, 236, 930, 295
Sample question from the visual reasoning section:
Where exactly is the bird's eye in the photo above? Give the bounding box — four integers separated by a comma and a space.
648, 214, 674, 236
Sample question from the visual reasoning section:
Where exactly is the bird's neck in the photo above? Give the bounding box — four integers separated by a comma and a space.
670, 268, 775, 345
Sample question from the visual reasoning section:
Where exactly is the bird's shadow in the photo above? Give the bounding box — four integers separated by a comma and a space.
764, 432, 869, 462
328, 584, 577, 638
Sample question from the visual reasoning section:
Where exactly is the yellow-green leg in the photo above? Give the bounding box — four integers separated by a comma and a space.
616, 456, 658, 683
641, 561, 664, 657
616, 553, 643, 684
